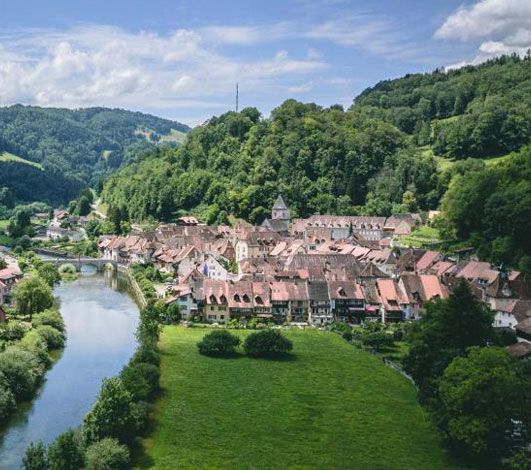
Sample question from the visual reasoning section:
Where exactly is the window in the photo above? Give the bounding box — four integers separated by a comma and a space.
220, 315, 225, 320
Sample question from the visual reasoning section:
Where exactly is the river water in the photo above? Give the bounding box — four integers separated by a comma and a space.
0, 270, 139, 469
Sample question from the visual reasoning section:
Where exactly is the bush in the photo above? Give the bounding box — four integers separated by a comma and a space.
492, 327, 517, 346
361, 332, 395, 352
342, 331, 353, 342
83, 378, 140, 445
197, 330, 241, 356
32, 309, 65, 333
34, 325, 65, 349
19, 330, 50, 367
22, 441, 48, 470
0, 376, 16, 420
0, 346, 43, 400
131, 346, 160, 367
120, 362, 160, 401
84, 438, 130, 470
47, 429, 84, 470
0, 321, 27, 341
243, 330, 293, 358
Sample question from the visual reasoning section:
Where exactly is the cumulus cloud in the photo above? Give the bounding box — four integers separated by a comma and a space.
435, 0, 531, 67
0, 24, 325, 113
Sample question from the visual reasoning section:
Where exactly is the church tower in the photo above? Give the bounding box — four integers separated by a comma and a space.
272, 193, 289, 221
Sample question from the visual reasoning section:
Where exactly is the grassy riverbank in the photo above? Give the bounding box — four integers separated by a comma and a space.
138, 327, 459, 469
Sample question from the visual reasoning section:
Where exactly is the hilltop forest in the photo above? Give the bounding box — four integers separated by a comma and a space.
102, 55, 531, 271
0, 106, 189, 205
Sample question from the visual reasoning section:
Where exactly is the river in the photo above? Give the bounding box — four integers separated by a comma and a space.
0, 270, 139, 469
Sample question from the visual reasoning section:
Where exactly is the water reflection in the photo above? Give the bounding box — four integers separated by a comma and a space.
0, 271, 139, 469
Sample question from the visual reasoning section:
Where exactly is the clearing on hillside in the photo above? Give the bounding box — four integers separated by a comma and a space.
0, 151, 43, 170
139, 327, 460, 469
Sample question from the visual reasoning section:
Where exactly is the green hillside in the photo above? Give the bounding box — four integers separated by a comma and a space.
0, 105, 190, 204
139, 327, 459, 469
0, 151, 43, 170
354, 54, 530, 160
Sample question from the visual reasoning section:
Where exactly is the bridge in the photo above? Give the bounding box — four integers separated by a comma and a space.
46, 257, 118, 272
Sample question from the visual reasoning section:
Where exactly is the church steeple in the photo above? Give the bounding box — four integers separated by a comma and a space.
272, 193, 289, 221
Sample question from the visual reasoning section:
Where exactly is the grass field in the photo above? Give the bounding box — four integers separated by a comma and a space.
138, 327, 459, 469
0, 151, 43, 170
399, 225, 441, 248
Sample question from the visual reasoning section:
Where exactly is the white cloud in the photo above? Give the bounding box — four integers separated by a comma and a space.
435, 0, 531, 67
287, 81, 314, 93
0, 24, 326, 114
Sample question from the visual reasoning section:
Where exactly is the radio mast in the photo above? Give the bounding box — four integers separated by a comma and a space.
235, 83, 239, 112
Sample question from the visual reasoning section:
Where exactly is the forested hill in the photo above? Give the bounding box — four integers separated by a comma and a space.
353, 54, 530, 159
102, 55, 531, 271
0, 105, 190, 205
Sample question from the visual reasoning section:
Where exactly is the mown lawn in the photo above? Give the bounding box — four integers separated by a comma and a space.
138, 327, 460, 469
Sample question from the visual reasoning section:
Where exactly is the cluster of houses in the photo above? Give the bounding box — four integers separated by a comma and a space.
45, 210, 86, 242
97, 195, 531, 350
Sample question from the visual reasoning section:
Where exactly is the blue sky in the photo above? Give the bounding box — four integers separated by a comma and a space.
1, 0, 529, 125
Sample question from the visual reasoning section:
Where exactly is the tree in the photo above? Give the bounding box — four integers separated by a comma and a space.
84, 438, 130, 470
403, 280, 493, 400
436, 347, 530, 457
36, 262, 61, 287
197, 330, 241, 356
0, 347, 43, 400
243, 330, 293, 357
13, 276, 54, 321
76, 195, 91, 216
22, 441, 48, 470
83, 378, 139, 445
47, 429, 84, 470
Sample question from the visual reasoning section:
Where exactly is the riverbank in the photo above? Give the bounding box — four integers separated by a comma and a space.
138, 326, 460, 469
0, 272, 140, 468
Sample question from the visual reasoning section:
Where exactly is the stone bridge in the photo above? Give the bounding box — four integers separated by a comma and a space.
46, 257, 118, 272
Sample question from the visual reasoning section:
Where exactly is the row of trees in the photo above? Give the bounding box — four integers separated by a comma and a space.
23, 300, 164, 469
197, 329, 293, 358
0, 263, 64, 424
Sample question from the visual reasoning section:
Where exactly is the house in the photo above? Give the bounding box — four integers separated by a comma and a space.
270, 281, 309, 323
166, 284, 199, 321
203, 279, 229, 324
328, 280, 365, 323
307, 280, 332, 326
261, 194, 290, 233
198, 254, 235, 281
399, 273, 448, 319
235, 231, 280, 261
376, 278, 409, 322
0, 266, 23, 302
177, 216, 200, 226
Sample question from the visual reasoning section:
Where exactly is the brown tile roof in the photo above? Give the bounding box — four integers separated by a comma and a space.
328, 281, 364, 300
416, 251, 441, 272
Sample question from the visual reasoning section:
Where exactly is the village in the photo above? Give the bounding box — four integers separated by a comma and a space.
90, 194, 530, 354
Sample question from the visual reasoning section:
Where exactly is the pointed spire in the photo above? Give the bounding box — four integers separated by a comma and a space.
273, 193, 288, 210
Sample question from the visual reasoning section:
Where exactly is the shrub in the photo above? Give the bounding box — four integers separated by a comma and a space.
32, 309, 65, 333
34, 325, 65, 349
85, 438, 130, 470
0, 346, 43, 400
342, 331, 353, 342
361, 332, 395, 352
47, 429, 84, 470
197, 330, 241, 356
243, 330, 293, 358
19, 330, 50, 366
0, 321, 27, 341
492, 327, 517, 346
120, 362, 160, 401
83, 378, 139, 445
131, 346, 160, 367
22, 440, 48, 470
0, 376, 16, 420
